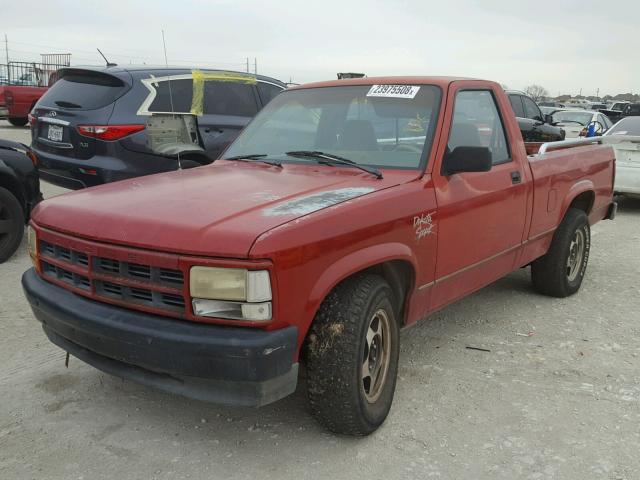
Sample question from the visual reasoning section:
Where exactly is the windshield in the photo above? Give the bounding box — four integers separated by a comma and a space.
223, 84, 442, 169
552, 111, 593, 126
605, 117, 640, 136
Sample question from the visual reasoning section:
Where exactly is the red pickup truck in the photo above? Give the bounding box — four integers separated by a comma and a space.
22, 76, 616, 435
0, 84, 47, 126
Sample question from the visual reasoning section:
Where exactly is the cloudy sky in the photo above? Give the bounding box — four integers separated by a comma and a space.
2, 0, 638, 96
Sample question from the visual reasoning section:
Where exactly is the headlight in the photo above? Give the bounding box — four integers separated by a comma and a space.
27, 225, 38, 260
190, 267, 272, 321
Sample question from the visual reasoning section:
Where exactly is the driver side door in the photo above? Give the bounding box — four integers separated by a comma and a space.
431, 85, 530, 310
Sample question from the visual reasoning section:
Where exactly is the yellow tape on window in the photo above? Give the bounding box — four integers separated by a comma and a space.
190, 70, 257, 116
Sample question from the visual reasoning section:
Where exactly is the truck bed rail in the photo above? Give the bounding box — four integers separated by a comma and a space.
537, 135, 640, 155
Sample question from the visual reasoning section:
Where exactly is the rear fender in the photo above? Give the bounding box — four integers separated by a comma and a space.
561, 180, 595, 219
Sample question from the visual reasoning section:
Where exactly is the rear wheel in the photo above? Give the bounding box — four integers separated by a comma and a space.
305, 274, 399, 435
531, 208, 590, 297
0, 187, 25, 263
8, 117, 28, 127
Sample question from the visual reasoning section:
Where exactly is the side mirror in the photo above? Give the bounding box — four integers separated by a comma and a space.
442, 146, 492, 176
544, 114, 554, 124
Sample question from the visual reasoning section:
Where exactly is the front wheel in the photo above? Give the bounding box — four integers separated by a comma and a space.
531, 208, 590, 297
305, 274, 400, 435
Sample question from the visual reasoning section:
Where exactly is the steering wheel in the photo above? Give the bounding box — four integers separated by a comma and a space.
392, 143, 423, 153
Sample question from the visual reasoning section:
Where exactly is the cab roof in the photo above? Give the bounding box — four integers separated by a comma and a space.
289, 76, 485, 91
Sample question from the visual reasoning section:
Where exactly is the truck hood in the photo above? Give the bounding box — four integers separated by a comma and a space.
33, 162, 417, 257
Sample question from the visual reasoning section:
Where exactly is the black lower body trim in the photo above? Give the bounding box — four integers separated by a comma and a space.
23, 268, 298, 406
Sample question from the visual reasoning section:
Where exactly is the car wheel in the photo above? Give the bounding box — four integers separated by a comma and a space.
0, 186, 25, 263
531, 208, 590, 297
8, 117, 28, 127
305, 274, 399, 435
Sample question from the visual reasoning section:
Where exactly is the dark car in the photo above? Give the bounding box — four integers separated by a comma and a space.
30, 67, 286, 189
0, 139, 41, 262
506, 91, 565, 146
600, 102, 640, 123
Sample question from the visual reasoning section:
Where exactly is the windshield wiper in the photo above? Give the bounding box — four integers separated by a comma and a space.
285, 150, 382, 179
223, 154, 282, 168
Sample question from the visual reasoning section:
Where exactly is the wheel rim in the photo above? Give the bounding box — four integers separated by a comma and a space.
361, 308, 391, 403
567, 229, 585, 281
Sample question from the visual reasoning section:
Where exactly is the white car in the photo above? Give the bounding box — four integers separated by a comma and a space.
603, 117, 640, 198
552, 109, 613, 138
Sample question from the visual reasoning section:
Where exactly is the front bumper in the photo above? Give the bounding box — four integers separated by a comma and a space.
22, 269, 298, 406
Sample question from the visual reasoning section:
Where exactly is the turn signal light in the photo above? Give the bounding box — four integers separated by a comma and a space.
77, 124, 145, 141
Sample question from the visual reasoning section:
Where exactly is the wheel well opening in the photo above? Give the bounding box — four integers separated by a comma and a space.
569, 191, 594, 215
360, 260, 415, 325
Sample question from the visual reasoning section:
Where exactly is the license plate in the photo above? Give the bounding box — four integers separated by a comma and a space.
47, 124, 64, 142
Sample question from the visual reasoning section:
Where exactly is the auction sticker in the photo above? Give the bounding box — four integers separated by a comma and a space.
367, 85, 420, 99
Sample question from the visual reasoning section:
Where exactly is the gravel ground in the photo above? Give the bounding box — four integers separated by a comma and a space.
1, 120, 639, 479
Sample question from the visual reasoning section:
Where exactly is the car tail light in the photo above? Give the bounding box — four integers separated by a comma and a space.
77, 124, 145, 141
28, 114, 37, 127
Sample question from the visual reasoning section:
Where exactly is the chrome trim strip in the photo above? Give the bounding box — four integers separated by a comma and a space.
417, 227, 557, 290
38, 117, 70, 126
36, 138, 73, 149
436, 243, 522, 284
525, 227, 556, 243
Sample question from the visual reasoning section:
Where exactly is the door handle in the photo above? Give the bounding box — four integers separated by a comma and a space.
511, 171, 521, 184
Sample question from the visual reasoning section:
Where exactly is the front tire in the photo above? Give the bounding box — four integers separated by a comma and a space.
305, 274, 400, 435
0, 187, 25, 263
531, 208, 590, 297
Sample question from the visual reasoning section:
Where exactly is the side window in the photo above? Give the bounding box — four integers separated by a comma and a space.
257, 82, 284, 106
522, 96, 542, 120
448, 90, 510, 165
203, 81, 258, 117
508, 94, 525, 117
600, 114, 612, 129
147, 79, 193, 113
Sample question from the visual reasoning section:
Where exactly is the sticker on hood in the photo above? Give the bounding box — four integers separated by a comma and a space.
264, 187, 375, 216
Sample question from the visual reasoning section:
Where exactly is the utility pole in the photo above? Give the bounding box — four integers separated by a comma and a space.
596, 87, 599, 100
246, 57, 249, 73
4, 34, 8, 65
254, 57, 257, 75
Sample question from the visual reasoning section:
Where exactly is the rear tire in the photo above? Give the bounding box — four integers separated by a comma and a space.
0, 187, 25, 263
531, 208, 590, 297
8, 117, 28, 127
305, 274, 400, 435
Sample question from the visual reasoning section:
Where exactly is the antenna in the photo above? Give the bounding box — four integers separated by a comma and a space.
161, 29, 181, 170
96, 48, 117, 67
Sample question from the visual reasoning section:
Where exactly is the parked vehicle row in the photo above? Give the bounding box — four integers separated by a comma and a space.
22, 76, 616, 434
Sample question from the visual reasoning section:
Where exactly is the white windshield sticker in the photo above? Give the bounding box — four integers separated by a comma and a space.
367, 85, 420, 99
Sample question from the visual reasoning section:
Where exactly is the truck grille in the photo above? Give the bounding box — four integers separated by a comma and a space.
38, 238, 187, 316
